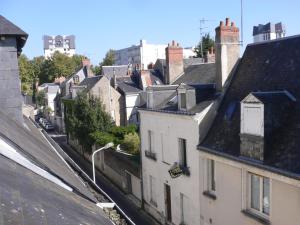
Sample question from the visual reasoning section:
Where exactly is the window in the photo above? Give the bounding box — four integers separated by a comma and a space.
248, 173, 270, 216
180, 193, 188, 224
148, 130, 153, 152
73, 75, 79, 84
149, 175, 157, 206
178, 138, 187, 167
145, 130, 156, 160
180, 93, 187, 109
207, 159, 216, 192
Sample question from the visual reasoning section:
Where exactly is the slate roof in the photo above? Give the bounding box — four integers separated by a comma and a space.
0, 111, 113, 224
116, 76, 141, 94
141, 83, 217, 115
173, 63, 216, 85
102, 65, 129, 79
79, 75, 103, 90
0, 15, 28, 51
200, 35, 300, 175
0, 154, 113, 225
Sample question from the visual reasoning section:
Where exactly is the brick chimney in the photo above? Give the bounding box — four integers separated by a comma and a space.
82, 57, 94, 77
82, 57, 90, 67
204, 46, 215, 63
215, 18, 240, 91
165, 40, 184, 84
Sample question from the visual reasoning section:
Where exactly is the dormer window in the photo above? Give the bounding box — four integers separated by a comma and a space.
241, 95, 264, 137
73, 75, 79, 84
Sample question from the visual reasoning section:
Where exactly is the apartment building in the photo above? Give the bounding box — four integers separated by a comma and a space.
139, 19, 240, 224
253, 22, 286, 43
198, 29, 300, 225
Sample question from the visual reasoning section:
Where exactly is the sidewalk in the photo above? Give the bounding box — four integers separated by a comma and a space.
52, 136, 160, 225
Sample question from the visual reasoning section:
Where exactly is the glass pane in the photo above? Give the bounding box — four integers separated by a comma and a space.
263, 177, 270, 215
251, 174, 260, 210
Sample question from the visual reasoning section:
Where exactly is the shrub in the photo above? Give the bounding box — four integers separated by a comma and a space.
121, 132, 140, 155
90, 131, 114, 147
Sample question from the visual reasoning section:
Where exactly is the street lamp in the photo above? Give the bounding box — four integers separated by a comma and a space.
92, 142, 114, 183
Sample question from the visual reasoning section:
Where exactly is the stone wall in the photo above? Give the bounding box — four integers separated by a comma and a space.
0, 37, 23, 123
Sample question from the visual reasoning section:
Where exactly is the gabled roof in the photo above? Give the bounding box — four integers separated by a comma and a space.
79, 76, 103, 91
102, 65, 129, 79
0, 15, 27, 36
173, 63, 216, 85
200, 35, 300, 175
0, 15, 28, 52
0, 112, 113, 224
116, 76, 141, 94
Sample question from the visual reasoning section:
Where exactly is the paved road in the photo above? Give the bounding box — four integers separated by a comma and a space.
52, 135, 160, 225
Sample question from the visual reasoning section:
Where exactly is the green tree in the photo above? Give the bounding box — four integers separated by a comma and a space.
67, 92, 113, 153
93, 49, 115, 75
36, 90, 46, 107
195, 33, 215, 58
121, 132, 140, 155
19, 54, 34, 95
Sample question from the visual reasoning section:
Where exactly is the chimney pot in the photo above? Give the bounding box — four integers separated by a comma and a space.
172, 40, 175, 46
220, 21, 224, 27
226, 18, 230, 26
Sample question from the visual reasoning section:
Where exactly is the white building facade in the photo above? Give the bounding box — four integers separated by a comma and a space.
139, 100, 216, 225
43, 35, 76, 58
253, 22, 286, 43
114, 40, 195, 70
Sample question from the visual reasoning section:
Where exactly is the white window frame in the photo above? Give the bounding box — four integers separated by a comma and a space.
247, 172, 271, 218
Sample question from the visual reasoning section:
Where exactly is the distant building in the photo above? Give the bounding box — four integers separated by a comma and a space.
253, 22, 286, 43
43, 35, 75, 58
114, 39, 196, 70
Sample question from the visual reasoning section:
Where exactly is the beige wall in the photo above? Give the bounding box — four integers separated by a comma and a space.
90, 77, 122, 126
200, 151, 300, 225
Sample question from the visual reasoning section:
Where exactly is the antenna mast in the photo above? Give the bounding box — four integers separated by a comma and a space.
241, 0, 244, 46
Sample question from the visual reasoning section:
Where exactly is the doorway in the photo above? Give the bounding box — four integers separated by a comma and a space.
165, 184, 172, 222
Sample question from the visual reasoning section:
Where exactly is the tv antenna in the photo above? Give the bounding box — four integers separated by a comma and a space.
240, 0, 244, 46
199, 18, 215, 58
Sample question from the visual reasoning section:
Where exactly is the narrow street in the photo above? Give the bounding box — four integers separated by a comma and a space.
51, 134, 160, 225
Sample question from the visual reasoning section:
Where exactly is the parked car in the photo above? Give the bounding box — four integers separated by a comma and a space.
45, 124, 54, 131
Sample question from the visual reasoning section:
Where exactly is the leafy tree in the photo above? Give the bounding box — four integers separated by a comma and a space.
19, 54, 34, 95
93, 49, 115, 75
194, 33, 215, 58
121, 132, 140, 155
101, 49, 115, 66
90, 131, 114, 147
67, 92, 113, 153
36, 90, 46, 107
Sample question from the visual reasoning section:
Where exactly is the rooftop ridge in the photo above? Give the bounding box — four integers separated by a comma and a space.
247, 34, 300, 47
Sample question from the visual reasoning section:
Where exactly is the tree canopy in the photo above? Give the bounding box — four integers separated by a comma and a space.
65, 92, 113, 153
19, 52, 86, 96
92, 49, 115, 75
194, 33, 215, 58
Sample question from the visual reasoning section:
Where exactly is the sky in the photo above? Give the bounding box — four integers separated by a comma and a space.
1, 0, 300, 64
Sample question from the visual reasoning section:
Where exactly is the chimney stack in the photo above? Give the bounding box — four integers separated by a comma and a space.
215, 18, 240, 91
165, 40, 184, 84
82, 57, 90, 67
0, 16, 28, 124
